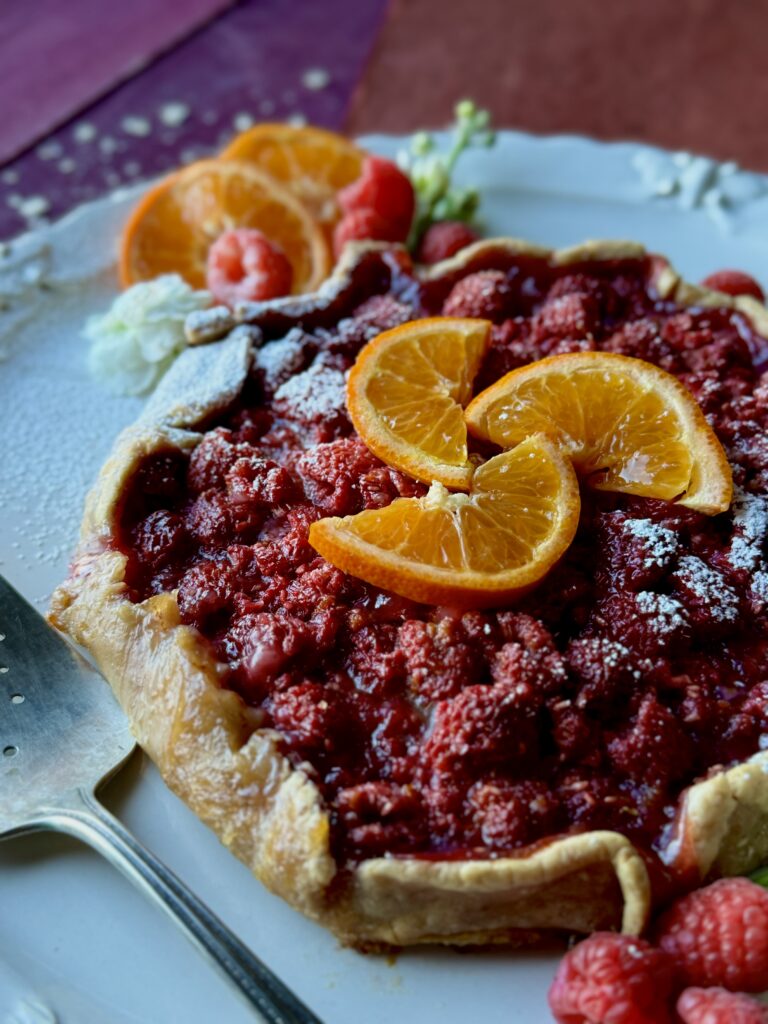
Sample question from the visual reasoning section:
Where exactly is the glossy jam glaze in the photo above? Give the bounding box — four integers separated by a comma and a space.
116, 248, 768, 879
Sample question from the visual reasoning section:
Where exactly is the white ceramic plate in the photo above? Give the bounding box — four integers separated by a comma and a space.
2, 131, 768, 1024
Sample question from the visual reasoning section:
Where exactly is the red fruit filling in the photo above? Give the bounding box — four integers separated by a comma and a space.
116, 248, 768, 879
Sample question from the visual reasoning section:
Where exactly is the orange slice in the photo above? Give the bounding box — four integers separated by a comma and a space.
347, 317, 492, 490
309, 434, 580, 607
465, 351, 732, 514
119, 159, 330, 291
220, 123, 365, 229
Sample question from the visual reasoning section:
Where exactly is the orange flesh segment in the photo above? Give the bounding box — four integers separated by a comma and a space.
118, 159, 330, 292
309, 434, 581, 608
347, 317, 492, 490
220, 123, 365, 229
465, 351, 733, 514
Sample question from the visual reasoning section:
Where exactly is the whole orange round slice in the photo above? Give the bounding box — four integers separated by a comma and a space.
220, 123, 365, 229
118, 159, 330, 291
347, 317, 492, 490
465, 351, 732, 514
309, 434, 580, 607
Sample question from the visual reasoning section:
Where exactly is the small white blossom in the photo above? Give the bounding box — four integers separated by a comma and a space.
85, 274, 210, 395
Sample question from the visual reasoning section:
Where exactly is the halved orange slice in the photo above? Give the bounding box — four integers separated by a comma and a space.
220, 124, 365, 230
346, 317, 492, 490
465, 351, 732, 514
308, 434, 580, 607
119, 159, 330, 291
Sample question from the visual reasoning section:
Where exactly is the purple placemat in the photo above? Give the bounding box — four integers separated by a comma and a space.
0, 0, 234, 165
0, 0, 389, 241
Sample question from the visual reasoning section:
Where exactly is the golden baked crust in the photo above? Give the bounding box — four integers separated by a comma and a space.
51, 239, 768, 947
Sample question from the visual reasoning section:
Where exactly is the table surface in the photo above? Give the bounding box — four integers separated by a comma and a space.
2, 0, 767, 242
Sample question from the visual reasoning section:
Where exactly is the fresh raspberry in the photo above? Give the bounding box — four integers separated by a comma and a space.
701, 269, 765, 302
442, 270, 510, 320
416, 221, 478, 264
655, 877, 768, 992
332, 208, 406, 259
206, 228, 293, 306
548, 932, 678, 1024
338, 155, 415, 234
677, 987, 768, 1024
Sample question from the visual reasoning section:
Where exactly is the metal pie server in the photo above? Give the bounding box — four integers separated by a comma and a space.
0, 574, 324, 1024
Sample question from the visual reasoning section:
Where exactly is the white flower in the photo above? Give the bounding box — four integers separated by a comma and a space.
85, 274, 211, 395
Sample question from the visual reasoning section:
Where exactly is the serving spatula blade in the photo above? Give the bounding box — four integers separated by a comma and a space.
0, 574, 135, 833
0, 574, 323, 1024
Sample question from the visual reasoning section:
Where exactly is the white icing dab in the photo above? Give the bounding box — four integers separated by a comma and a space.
674, 555, 739, 622
635, 591, 688, 634
631, 148, 768, 229
622, 518, 678, 569
728, 486, 768, 571
85, 274, 211, 395
274, 363, 346, 422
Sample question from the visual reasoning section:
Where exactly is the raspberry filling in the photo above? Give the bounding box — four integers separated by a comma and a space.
116, 249, 768, 875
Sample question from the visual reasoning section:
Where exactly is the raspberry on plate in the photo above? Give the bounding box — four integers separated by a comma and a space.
206, 228, 293, 305
547, 932, 678, 1024
655, 877, 768, 992
701, 269, 765, 302
416, 221, 478, 264
333, 208, 407, 259
338, 154, 415, 235
677, 987, 768, 1024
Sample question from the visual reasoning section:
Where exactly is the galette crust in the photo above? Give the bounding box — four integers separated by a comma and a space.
51, 239, 768, 947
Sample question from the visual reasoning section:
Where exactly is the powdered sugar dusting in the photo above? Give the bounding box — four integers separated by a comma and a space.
254, 328, 308, 391
273, 363, 347, 422
728, 487, 768, 571
674, 555, 739, 622
635, 592, 689, 634
751, 570, 768, 605
577, 636, 651, 679
622, 518, 678, 569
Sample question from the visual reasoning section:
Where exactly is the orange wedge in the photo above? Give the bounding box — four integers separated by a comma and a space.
220, 123, 365, 230
119, 159, 330, 291
347, 317, 492, 490
465, 351, 732, 514
309, 434, 580, 607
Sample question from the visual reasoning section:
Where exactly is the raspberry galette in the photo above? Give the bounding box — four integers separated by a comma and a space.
52, 240, 768, 947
